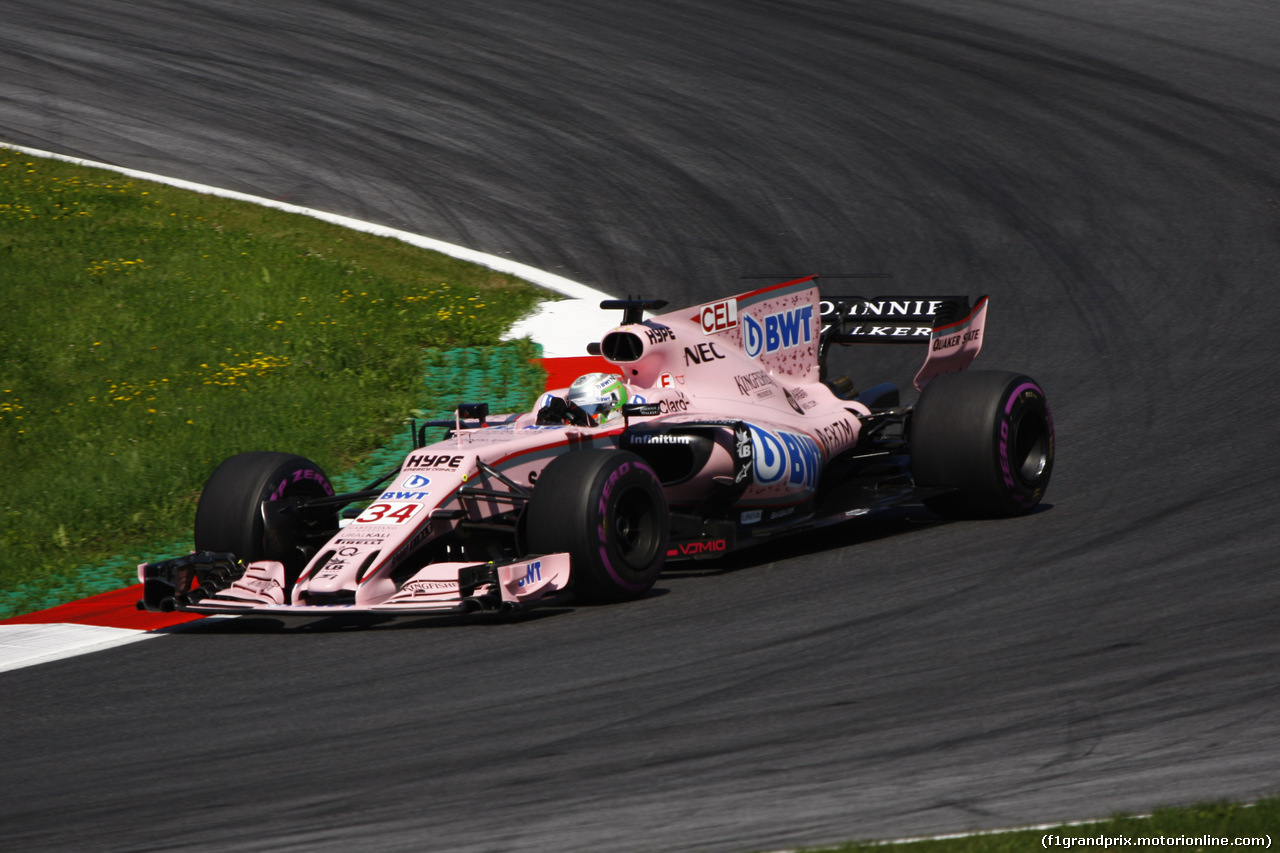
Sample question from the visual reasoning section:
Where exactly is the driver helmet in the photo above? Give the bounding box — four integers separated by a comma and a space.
567, 372, 629, 424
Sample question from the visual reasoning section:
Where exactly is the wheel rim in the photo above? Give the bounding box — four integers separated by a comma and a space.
613, 485, 661, 569
257, 472, 338, 570
1011, 409, 1051, 486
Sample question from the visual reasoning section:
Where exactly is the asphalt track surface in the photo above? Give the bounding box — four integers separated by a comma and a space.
3, 2, 1280, 851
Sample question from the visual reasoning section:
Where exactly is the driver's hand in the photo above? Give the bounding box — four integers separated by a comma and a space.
536, 397, 593, 427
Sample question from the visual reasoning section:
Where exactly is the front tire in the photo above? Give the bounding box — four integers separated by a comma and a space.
525, 450, 669, 603
194, 451, 337, 578
910, 371, 1054, 517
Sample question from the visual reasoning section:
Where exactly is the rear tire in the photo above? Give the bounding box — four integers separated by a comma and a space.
194, 451, 337, 577
910, 371, 1054, 517
525, 450, 669, 603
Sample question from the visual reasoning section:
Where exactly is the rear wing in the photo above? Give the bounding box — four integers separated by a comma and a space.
819, 294, 989, 390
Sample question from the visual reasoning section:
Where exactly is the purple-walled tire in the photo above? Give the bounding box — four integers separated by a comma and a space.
194, 451, 336, 576
525, 450, 668, 603
910, 371, 1055, 517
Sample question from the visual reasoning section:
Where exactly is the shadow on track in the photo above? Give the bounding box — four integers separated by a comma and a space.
156, 502, 1053, 634
157, 605, 579, 635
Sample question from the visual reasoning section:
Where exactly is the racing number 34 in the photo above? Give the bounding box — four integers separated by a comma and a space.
355, 502, 422, 525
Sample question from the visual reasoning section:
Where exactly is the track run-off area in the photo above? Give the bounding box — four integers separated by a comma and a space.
4, 2, 1280, 851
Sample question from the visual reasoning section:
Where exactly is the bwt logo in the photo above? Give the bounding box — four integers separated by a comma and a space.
742, 305, 814, 359
402, 475, 431, 488
517, 560, 543, 588
749, 425, 821, 489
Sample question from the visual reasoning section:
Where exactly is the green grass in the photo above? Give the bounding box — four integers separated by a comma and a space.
0, 148, 546, 614
802, 795, 1278, 852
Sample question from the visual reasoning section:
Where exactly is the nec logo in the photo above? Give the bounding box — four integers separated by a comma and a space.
695, 299, 738, 334
683, 342, 726, 365
742, 305, 814, 358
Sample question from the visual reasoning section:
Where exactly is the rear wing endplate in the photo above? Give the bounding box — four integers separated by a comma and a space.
820, 294, 989, 390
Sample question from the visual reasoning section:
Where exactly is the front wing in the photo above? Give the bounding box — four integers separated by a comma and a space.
138, 551, 572, 616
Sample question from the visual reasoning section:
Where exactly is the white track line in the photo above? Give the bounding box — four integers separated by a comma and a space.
0, 141, 618, 358
0, 142, 611, 302
0, 623, 155, 673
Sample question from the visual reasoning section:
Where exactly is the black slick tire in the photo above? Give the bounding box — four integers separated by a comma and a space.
193, 451, 336, 575
525, 450, 669, 603
910, 371, 1054, 517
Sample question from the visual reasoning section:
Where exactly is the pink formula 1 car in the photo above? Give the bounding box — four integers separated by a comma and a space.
139, 276, 1054, 616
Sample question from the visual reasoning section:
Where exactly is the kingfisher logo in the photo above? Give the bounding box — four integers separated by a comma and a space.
403, 580, 456, 595
742, 305, 814, 359
749, 425, 821, 489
